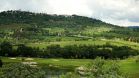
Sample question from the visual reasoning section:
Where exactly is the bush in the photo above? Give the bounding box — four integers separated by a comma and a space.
85, 58, 127, 78
60, 72, 80, 78
135, 56, 139, 63
0, 63, 45, 78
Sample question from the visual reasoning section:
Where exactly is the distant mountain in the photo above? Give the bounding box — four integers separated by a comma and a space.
128, 26, 139, 28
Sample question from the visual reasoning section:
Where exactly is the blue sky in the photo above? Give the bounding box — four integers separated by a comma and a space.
0, 0, 139, 26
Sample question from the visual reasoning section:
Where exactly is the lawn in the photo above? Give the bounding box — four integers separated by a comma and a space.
120, 57, 139, 78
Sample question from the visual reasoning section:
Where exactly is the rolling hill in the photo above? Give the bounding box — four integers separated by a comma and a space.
0, 10, 139, 43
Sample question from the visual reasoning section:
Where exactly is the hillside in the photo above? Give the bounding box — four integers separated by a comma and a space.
0, 10, 139, 43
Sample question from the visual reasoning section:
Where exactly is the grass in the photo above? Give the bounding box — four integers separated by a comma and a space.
120, 57, 139, 78
27, 40, 106, 49
1, 57, 92, 67
1, 57, 139, 78
26, 39, 139, 50
82, 27, 112, 35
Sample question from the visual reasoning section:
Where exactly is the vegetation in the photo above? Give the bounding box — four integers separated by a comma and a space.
0, 63, 45, 78
0, 10, 139, 78
0, 59, 2, 67
1, 57, 139, 78
0, 58, 128, 78
61, 58, 128, 78
0, 10, 139, 43
0, 41, 138, 59
135, 56, 139, 63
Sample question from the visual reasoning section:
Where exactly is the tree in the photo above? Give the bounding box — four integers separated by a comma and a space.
0, 59, 3, 67
46, 45, 61, 57
17, 44, 35, 57
0, 41, 12, 56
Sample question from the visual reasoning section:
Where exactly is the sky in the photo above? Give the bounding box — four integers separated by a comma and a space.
0, 0, 139, 26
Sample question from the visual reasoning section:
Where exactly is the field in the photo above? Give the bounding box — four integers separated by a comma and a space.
1, 56, 139, 78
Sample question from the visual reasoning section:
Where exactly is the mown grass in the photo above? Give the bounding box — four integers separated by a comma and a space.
120, 57, 139, 78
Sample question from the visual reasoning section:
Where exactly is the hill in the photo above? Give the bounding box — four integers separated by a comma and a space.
0, 10, 139, 43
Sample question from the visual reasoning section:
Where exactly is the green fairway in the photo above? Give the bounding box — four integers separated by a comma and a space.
1, 57, 92, 68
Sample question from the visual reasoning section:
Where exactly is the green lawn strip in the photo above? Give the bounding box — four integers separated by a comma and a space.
1, 57, 92, 71
120, 58, 139, 78
1, 57, 21, 63
35, 58, 92, 68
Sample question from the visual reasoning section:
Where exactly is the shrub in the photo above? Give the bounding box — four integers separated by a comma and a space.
135, 56, 139, 63
60, 72, 80, 78
85, 58, 127, 78
0, 63, 45, 78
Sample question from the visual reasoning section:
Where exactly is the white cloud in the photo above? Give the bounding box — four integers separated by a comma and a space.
0, 0, 139, 26
46, 0, 92, 16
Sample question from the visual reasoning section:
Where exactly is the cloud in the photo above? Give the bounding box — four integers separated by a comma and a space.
0, 0, 139, 26
86, 0, 139, 26
0, 0, 50, 12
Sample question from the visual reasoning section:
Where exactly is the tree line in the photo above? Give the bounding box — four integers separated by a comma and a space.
0, 41, 138, 59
